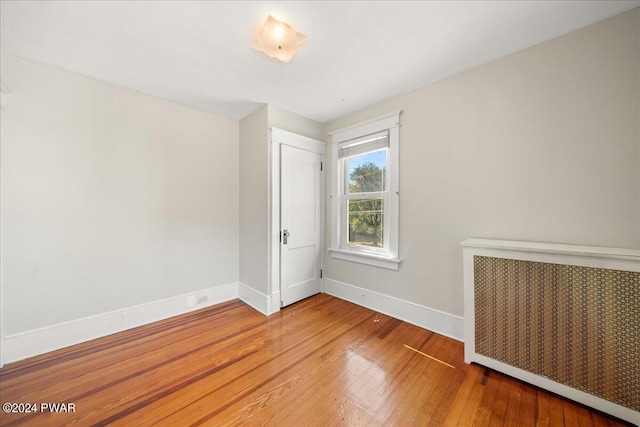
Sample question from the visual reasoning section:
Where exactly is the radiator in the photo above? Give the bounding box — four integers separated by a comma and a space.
462, 239, 639, 425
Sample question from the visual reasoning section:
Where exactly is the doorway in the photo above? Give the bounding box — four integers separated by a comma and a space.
270, 128, 325, 309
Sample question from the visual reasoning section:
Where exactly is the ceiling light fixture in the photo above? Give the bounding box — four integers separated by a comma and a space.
252, 15, 308, 63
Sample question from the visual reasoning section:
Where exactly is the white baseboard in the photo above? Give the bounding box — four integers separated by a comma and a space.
269, 290, 281, 315
238, 282, 271, 315
323, 277, 464, 341
1, 282, 239, 365
1, 279, 462, 366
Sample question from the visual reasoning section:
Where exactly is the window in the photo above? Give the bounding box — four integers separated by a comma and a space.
343, 132, 388, 252
329, 111, 401, 270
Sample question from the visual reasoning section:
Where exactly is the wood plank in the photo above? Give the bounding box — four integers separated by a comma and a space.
536, 389, 551, 426
488, 370, 511, 425
502, 376, 524, 426
549, 393, 568, 426
441, 363, 484, 425
413, 335, 464, 425
471, 369, 500, 427
0, 294, 633, 427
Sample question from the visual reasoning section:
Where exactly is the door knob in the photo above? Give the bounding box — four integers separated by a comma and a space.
283, 229, 290, 245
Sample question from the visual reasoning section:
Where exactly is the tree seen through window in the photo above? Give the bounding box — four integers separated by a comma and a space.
347, 150, 386, 247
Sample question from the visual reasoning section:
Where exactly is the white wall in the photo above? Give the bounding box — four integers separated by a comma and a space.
0, 54, 239, 336
324, 8, 640, 320
238, 104, 322, 308
268, 105, 324, 141
239, 106, 269, 296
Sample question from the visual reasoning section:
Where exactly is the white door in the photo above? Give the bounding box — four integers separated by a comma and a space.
280, 144, 323, 307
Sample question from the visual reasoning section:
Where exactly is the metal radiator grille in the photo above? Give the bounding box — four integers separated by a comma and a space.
474, 256, 639, 411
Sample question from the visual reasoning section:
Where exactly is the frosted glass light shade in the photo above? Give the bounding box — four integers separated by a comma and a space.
252, 15, 308, 63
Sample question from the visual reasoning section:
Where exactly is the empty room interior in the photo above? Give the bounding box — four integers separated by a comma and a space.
0, 1, 639, 426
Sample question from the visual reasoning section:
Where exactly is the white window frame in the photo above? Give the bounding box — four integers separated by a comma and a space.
329, 111, 401, 270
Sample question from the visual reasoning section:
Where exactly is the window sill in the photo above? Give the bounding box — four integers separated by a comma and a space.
329, 248, 401, 271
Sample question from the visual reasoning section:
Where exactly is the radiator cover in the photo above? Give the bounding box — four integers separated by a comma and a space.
462, 239, 640, 425
474, 256, 638, 411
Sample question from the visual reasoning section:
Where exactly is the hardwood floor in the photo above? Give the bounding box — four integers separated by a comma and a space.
0, 294, 633, 426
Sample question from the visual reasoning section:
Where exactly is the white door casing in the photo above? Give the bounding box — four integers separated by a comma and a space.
280, 144, 323, 307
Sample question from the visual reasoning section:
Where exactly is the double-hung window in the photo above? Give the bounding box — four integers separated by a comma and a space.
329, 111, 401, 270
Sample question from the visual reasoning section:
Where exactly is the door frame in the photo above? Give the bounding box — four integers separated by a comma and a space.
269, 127, 326, 314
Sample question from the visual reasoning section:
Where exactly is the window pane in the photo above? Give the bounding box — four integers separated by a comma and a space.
348, 149, 386, 193
348, 198, 384, 248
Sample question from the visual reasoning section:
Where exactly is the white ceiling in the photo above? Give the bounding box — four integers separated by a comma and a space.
1, 1, 638, 123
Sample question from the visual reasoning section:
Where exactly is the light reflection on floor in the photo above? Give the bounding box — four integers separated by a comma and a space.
336, 349, 389, 424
